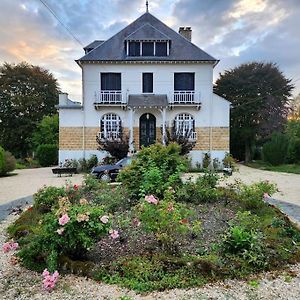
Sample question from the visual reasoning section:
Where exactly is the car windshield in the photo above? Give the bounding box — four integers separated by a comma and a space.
115, 157, 132, 166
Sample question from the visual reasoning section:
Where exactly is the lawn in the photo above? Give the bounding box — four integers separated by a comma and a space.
5, 144, 300, 293
247, 160, 300, 174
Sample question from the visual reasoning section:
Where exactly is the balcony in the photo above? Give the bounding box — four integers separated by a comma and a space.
94, 91, 126, 109
169, 91, 201, 109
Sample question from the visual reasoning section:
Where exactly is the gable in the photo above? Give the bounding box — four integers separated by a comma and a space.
78, 12, 217, 63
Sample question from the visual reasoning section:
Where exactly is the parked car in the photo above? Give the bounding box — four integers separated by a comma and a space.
91, 156, 134, 181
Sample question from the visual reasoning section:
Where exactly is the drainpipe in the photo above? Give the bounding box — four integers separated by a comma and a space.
82, 66, 86, 159
209, 89, 213, 165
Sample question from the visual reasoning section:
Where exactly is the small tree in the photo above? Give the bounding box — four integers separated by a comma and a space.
165, 128, 196, 155
262, 132, 288, 165
96, 133, 129, 161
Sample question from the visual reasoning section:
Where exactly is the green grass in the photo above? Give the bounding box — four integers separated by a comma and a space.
247, 161, 300, 174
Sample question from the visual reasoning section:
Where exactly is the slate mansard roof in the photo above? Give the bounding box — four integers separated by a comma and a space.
77, 12, 218, 63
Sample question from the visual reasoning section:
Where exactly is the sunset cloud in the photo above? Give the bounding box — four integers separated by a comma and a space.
0, 0, 299, 101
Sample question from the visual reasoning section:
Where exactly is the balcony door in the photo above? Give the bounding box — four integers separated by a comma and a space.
100, 73, 121, 103
139, 113, 156, 148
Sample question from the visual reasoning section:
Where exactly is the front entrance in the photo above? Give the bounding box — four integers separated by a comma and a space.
139, 113, 156, 148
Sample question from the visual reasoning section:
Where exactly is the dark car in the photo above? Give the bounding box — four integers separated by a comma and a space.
91, 156, 133, 181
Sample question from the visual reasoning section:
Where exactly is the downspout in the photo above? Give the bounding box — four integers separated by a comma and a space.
82, 65, 86, 159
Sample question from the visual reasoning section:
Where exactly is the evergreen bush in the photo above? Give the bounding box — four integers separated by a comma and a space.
36, 144, 58, 167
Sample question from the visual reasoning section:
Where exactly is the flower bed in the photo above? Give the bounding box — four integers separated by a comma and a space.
4, 144, 300, 292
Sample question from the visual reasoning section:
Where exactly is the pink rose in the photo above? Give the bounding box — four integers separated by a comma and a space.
145, 195, 158, 205
10, 242, 19, 251
58, 214, 70, 226
42, 269, 59, 291
2, 242, 11, 253
109, 229, 119, 239
42, 269, 50, 277
100, 215, 109, 224
73, 184, 79, 190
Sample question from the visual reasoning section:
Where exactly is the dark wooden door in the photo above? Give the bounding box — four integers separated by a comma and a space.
139, 113, 156, 148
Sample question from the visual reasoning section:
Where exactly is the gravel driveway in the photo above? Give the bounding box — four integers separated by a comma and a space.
0, 167, 84, 205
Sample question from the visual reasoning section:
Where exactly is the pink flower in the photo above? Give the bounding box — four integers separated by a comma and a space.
79, 198, 89, 205
109, 229, 119, 239
2, 241, 19, 253
145, 195, 158, 205
10, 242, 19, 251
58, 214, 70, 226
42, 269, 50, 277
42, 269, 59, 292
100, 215, 109, 224
2, 242, 11, 253
56, 228, 64, 235
263, 193, 270, 201
73, 184, 79, 190
167, 203, 174, 212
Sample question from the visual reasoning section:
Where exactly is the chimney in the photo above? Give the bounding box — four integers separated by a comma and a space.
59, 93, 69, 106
179, 27, 192, 42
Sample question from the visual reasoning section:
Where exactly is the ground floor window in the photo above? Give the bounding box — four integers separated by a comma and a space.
100, 113, 121, 139
174, 113, 195, 135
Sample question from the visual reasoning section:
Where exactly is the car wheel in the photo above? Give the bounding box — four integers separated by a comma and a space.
98, 172, 111, 182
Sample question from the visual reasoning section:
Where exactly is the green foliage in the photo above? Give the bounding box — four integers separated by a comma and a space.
77, 155, 99, 172
239, 181, 277, 211
31, 114, 59, 149
33, 186, 67, 213
18, 201, 111, 272
262, 132, 288, 165
3, 151, 16, 174
222, 152, 236, 170
136, 194, 193, 253
0, 147, 16, 176
118, 143, 187, 198
0, 62, 59, 157
286, 120, 300, 163
165, 128, 196, 155
214, 62, 293, 162
176, 172, 222, 203
0, 146, 4, 174
96, 134, 129, 160
202, 153, 211, 169
36, 144, 58, 167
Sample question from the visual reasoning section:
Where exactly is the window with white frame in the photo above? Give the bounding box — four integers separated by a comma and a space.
100, 113, 121, 139
174, 113, 195, 135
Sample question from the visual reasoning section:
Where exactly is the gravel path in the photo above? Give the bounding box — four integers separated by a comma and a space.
0, 168, 84, 205
1, 214, 300, 299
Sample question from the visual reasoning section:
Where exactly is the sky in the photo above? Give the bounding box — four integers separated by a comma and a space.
0, 0, 299, 101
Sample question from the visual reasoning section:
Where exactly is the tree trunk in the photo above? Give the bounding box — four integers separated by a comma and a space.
245, 140, 251, 163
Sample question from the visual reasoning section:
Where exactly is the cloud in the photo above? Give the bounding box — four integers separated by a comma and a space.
0, 0, 299, 100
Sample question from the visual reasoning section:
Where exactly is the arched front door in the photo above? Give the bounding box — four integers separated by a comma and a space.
139, 113, 156, 148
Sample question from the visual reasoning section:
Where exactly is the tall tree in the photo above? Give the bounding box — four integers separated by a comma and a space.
214, 62, 293, 162
0, 62, 59, 157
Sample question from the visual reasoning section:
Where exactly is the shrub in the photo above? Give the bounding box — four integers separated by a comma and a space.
87, 155, 98, 169
239, 181, 277, 211
118, 143, 187, 198
286, 137, 300, 163
176, 172, 222, 203
18, 200, 111, 272
222, 152, 236, 170
96, 134, 129, 160
34, 186, 67, 213
136, 194, 193, 253
0, 146, 4, 174
165, 128, 196, 155
262, 132, 288, 165
3, 151, 16, 174
36, 144, 58, 167
0, 147, 16, 175
202, 153, 211, 169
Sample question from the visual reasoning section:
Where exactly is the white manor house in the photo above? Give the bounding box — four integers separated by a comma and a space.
58, 9, 230, 166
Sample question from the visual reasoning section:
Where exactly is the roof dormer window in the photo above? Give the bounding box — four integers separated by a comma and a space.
127, 40, 169, 57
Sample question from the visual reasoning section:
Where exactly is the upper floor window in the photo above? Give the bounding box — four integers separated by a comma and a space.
127, 41, 169, 57
143, 73, 153, 93
174, 73, 195, 91
101, 73, 121, 91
